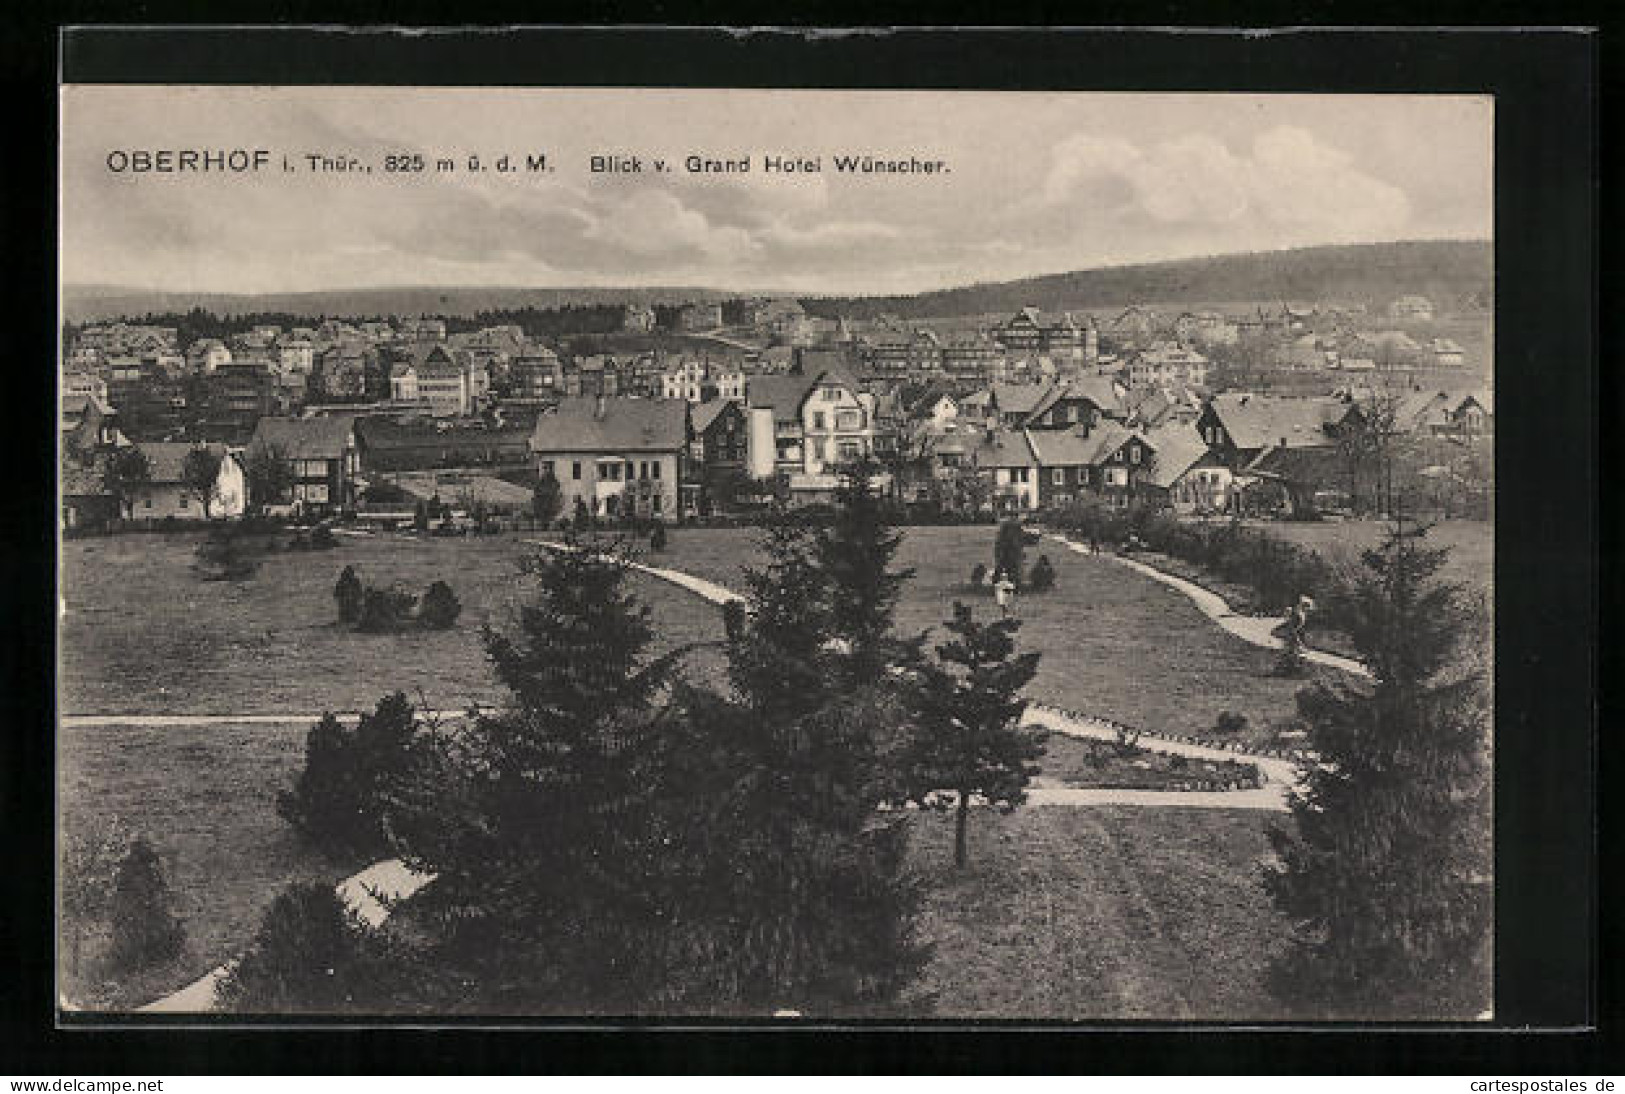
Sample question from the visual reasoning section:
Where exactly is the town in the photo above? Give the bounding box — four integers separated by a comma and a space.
60, 290, 1491, 532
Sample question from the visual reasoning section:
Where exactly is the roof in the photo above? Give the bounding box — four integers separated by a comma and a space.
1026, 375, 1123, 423
135, 442, 232, 484
1206, 394, 1351, 451
1138, 424, 1212, 488
249, 415, 358, 460
747, 373, 818, 424
530, 397, 688, 453
969, 429, 1036, 468
691, 398, 738, 434
989, 382, 1052, 417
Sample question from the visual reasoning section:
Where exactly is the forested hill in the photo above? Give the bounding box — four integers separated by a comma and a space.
60, 285, 734, 324
63, 239, 1491, 324
801, 240, 1493, 320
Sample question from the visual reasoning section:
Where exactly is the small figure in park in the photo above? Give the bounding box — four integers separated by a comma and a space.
992, 570, 1016, 616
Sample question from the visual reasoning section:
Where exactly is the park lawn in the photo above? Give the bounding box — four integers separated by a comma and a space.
643, 523, 1319, 741
901, 805, 1293, 1020
58, 719, 351, 1012
59, 531, 728, 716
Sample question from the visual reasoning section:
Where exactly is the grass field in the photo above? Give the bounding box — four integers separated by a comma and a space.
58, 713, 1295, 1018
59, 531, 728, 716
59, 521, 1319, 1012
58, 719, 347, 1011
902, 805, 1293, 1020
648, 525, 1321, 741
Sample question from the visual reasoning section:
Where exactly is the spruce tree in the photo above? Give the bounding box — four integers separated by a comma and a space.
334, 565, 364, 625
903, 602, 1045, 867
381, 543, 676, 1013
994, 519, 1026, 589
729, 518, 835, 723
1263, 520, 1491, 1018
813, 459, 918, 687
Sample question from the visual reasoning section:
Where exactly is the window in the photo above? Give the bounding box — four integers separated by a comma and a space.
1015, 467, 1030, 484
652, 494, 663, 513
179, 495, 189, 508
143, 496, 153, 509
651, 461, 661, 480
812, 411, 826, 430
572, 461, 582, 480
1052, 468, 1065, 485
1130, 445, 1142, 465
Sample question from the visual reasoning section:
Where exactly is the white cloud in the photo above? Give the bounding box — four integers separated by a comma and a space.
1040, 125, 1411, 238
585, 189, 759, 263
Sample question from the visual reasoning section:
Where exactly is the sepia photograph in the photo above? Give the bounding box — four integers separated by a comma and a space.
57, 79, 1499, 1023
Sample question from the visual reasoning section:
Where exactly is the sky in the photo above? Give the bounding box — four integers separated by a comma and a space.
60, 87, 1493, 297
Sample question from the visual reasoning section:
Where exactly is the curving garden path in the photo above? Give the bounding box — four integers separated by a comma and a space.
1043, 533, 1372, 679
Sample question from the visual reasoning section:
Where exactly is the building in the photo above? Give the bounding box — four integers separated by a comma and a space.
689, 398, 750, 514
677, 303, 723, 331
1388, 295, 1436, 321
1431, 338, 1468, 368
968, 429, 1039, 514
126, 442, 247, 519
313, 342, 378, 401
744, 368, 881, 501
622, 303, 657, 333
247, 415, 362, 513
1137, 423, 1233, 513
940, 332, 1005, 389
1196, 393, 1361, 469
529, 396, 688, 522
390, 343, 473, 417
185, 339, 233, 375
1022, 376, 1124, 430
356, 417, 532, 473
1125, 343, 1210, 389
507, 345, 564, 400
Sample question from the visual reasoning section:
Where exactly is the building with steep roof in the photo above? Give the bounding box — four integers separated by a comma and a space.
528, 396, 689, 521
247, 415, 362, 512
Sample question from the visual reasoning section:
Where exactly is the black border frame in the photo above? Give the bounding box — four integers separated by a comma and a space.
4, 21, 1606, 1075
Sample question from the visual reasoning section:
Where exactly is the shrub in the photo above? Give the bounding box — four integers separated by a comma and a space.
1214, 710, 1249, 736
969, 562, 987, 589
994, 519, 1026, 589
334, 566, 364, 626
107, 839, 185, 971
419, 580, 461, 630
1027, 554, 1056, 592
215, 882, 411, 1014
355, 585, 416, 633
276, 694, 422, 858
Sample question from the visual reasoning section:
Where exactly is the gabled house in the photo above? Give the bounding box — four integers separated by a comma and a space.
983, 382, 1052, 427
390, 343, 471, 417
126, 442, 247, 520
1137, 423, 1232, 513
529, 396, 689, 522
248, 415, 362, 513
968, 428, 1039, 513
1196, 393, 1361, 469
689, 398, 749, 514
1022, 375, 1124, 430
